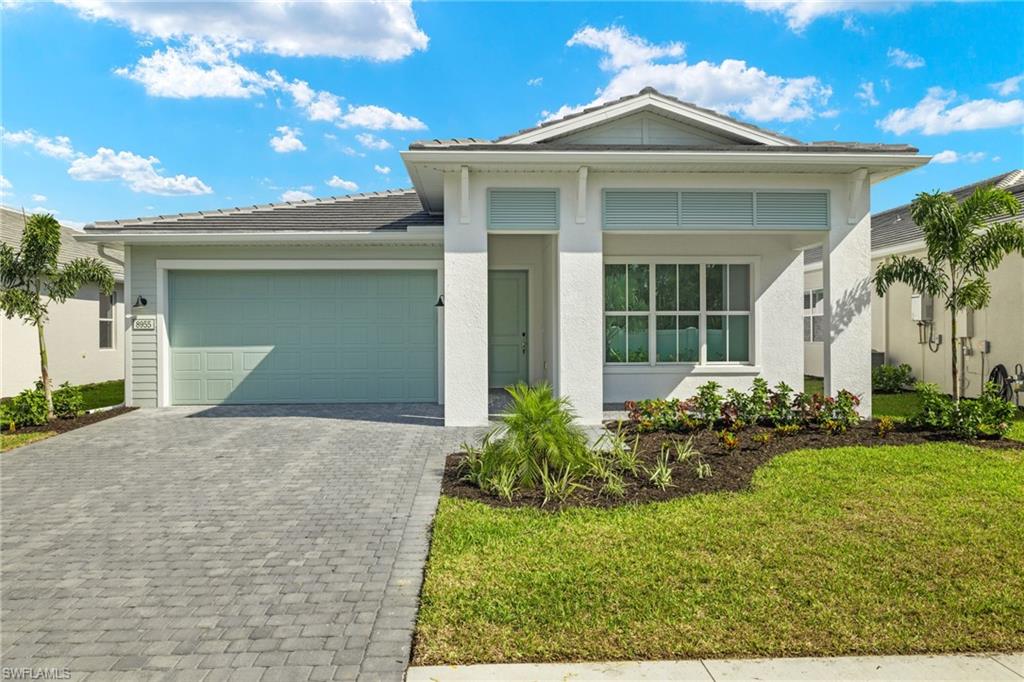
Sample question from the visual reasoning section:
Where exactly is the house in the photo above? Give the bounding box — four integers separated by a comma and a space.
78, 88, 927, 426
1, 206, 125, 396
804, 169, 1024, 397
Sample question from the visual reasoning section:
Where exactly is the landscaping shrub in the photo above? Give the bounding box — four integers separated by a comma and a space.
50, 382, 85, 419
693, 381, 724, 429
0, 387, 49, 427
873, 363, 914, 393
912, 381, 1017, 438
766, 381, 799, 426
625, 398, 694, 432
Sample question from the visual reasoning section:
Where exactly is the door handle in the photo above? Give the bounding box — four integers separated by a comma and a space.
521, 332, 527, 354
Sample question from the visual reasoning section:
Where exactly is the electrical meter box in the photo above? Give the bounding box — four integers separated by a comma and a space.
956, 308, 974, 338
911, 293, 933, 322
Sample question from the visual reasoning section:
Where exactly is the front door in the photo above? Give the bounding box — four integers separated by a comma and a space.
488, 270, 528, 388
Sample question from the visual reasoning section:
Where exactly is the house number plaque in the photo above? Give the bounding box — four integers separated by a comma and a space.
132, 317, 156, 331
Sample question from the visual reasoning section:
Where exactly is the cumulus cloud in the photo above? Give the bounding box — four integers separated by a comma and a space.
325, 176, 359, 191
991, 73, 1024, 97
69, 148, 212, 195
355, 133, 392, 150
374, 165, 391, 175
339, 105, 426, 130
734, 1, 909, 33
878, 87, 1024, 135
0, 175, 12, 197
58, 0, 428, 60
548, 25, 833, 123
856, 82, 879, 107
887, 47, 925, 69
931, 150, 986, 164
281, 189, 315, 202
114, 38, 272, 98
527, 77, 543, 87
31, 193, 47, 202
269, 126, 306, 153
2, 128, 77, 159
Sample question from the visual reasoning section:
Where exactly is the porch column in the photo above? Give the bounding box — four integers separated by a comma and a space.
443, 168, 490, 426
557, 195, 604, 424
823, 170, 872, 417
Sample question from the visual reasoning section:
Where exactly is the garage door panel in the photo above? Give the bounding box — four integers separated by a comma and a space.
169, 270, 437, 404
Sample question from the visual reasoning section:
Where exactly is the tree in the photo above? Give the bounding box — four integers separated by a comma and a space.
1, 213, 114, 419
873, 186, 1023, 400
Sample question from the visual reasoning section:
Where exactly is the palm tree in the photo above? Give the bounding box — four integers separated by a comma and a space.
873, 185, 1023, 400
1, 213, 115, 419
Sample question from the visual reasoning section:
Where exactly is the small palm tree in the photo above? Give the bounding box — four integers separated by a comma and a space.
1, 213, 115, 419
873, 186, 1023, 400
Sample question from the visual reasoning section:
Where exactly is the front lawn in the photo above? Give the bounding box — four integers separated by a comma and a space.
79, 379, 125, 410
0, 431, 56, 452
416, 443, 1024, 664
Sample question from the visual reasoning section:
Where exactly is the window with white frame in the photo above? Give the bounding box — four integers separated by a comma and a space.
604, 262, 752, 365
803, 288, 824, 342
99, 291, 115, 349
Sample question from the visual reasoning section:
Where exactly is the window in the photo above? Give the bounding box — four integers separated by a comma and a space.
99, 291, 115, 349
604, 262, 752, 365
803, 288, 824, 342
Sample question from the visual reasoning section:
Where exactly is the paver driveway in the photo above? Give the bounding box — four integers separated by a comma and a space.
1, 405, 479, 681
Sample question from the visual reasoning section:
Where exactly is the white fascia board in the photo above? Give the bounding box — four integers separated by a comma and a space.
74, 231, 442, 245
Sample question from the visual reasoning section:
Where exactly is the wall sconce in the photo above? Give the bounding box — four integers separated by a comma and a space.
133, 295, 148, 308
434, 295, 445, 308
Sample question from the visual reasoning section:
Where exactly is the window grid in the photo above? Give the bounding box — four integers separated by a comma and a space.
604, 264, 651, 364
99, 291, 115, 350
803, 287, 824, 342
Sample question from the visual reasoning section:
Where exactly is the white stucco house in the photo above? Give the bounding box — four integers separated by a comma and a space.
2, 206, 125, 397
78, 88, 927, 426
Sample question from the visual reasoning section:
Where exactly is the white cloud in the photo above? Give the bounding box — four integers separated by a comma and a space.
735, 1, 909, 33
527, 77, 543, 87
68, 148, 212, 195
355, 133, 392, 150
281, 189, 315, 202
269, 126, 306, 153
282, 79, 343, 121
887, 47, 925, 69
856, 81, 879, 107
58, 0, 428, 60
29, 206, 58, 214
339, 105, 426, 130
991, 73, 1024, 97
931, 150, 986, 164
551, 25, 833, 123
341, 146, 365, 158
374, 165, 391, 175
325, 176, 359, 191
878, 87, 1024, 135
114, 38, 272, 98
0, 175, 12, 190
31, 193, 47, 202
2, 128, 77, 159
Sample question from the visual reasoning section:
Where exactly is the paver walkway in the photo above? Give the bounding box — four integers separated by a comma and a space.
1, 404, 479, 681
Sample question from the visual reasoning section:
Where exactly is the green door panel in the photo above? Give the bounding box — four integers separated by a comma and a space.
488, 270, 528, 388
169, 270, 438, 404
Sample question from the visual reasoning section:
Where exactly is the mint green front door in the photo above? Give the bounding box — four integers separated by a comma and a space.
168, 270, 437, 404
488, 270, 528, 388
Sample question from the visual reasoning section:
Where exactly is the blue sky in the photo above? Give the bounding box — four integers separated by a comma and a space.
2, 1, 1022, 227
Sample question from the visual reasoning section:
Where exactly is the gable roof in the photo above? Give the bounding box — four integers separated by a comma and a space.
84, 189, 441, 234
1, 206, 124, 279
804, 169, 1024, 265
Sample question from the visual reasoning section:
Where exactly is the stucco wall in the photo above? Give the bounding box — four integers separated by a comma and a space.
1, 283, 125, 396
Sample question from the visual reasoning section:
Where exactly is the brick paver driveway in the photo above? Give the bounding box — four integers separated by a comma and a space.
1, 405, 479, 681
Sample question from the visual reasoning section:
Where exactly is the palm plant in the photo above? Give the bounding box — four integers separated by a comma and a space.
873, 186, 1023, 400
1, 213, 114, 419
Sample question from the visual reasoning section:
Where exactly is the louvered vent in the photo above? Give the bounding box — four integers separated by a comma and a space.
603, 190, 679, 228
755, 192, 829, 228
487, 189, 560, 230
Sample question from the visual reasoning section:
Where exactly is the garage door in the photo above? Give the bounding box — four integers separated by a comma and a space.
168, 270, 438, 404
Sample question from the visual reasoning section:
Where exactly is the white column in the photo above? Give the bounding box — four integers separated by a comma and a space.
823, 171, 872, 417
443, 170, 489, 426
558, 184, 604, 424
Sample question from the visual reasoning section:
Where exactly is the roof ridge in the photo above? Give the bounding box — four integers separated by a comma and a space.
871, 169, 1022, 218
89, 188, 419, 228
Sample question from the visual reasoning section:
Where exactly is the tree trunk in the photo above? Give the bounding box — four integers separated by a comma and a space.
37, 321, 54, 420
950, 310, 959, 402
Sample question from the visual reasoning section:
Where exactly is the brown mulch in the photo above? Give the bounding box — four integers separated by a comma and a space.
441, 421, 1024, 510
7, 406, 137, 437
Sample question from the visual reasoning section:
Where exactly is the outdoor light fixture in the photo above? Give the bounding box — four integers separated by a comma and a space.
434, 295, 445, 308
133, 295, 148, 308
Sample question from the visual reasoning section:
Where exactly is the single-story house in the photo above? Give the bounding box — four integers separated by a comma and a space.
2, 206, 125, 396
804, 169, 1024, 397
78, 88, 927, 425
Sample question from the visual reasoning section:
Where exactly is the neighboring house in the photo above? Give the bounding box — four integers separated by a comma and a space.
1, 206, 125, 396
804, 169, 1024, 398
79, 88, 926, 425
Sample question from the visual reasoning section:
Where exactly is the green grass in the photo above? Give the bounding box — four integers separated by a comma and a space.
1, 431, 56, 452
416, 443, 1024, 664
804, 376, 921, 419
79, 380, 124, 410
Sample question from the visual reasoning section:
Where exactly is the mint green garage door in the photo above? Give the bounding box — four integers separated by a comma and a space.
168, 270, 438, 404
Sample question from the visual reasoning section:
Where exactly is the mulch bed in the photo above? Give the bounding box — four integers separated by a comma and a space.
9, 406, 137, 437
442, 421, 1024, 510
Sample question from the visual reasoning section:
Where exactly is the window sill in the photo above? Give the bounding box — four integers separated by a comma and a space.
604, 364, 762, 375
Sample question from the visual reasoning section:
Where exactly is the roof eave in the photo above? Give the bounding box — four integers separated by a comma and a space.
74, 227, 443, 246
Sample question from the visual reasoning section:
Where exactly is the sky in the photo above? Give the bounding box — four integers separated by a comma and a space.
1, 1, 1023, 228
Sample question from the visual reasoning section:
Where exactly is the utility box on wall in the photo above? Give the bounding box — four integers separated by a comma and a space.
956, 308, 974, 338
911, 293, 933, 322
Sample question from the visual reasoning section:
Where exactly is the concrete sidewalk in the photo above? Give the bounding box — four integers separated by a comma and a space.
408, 652, 1023, 681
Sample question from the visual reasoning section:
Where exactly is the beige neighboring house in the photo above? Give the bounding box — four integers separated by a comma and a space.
1, 206, 125, 397
804, 169, 1024, 398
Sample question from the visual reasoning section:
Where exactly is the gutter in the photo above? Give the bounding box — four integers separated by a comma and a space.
73, 227, 444, 245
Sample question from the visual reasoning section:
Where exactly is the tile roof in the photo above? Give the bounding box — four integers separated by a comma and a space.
1, 206, 124, 278
85, 189, 441, 233
804, 169, 1024, 264
407, 142, 919, 153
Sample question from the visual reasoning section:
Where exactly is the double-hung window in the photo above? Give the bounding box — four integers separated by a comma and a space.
803, 288, 824, 342
605, 262, 752, 365
99, 291, 115, 349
